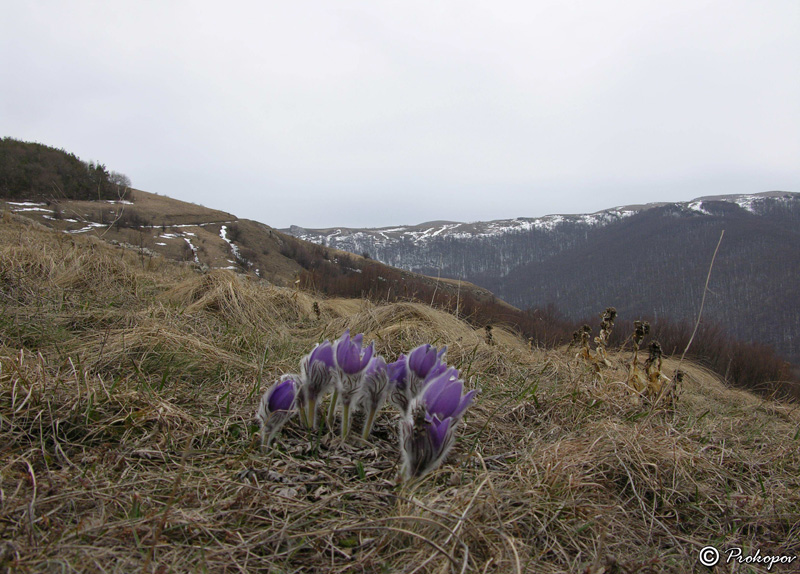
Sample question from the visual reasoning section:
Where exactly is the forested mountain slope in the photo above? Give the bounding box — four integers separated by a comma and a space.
288, 193, 800, 363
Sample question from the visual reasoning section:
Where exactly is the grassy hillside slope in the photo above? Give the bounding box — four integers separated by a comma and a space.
1, 188, 305, 285
1, 185, 501, 305
1, 211, 799, 573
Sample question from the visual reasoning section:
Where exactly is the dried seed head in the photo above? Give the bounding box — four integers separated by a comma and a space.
633, 320, 650, 347
648, 341, 663, 361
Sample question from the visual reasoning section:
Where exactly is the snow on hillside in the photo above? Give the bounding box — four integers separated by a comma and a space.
286, 192, 795, 250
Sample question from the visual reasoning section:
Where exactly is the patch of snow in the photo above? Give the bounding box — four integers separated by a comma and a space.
220, 225, 250, 268
687, 201, 711, 215
7, 201, 46, 207
431, 223, 460, 237
155, 242, 167, 246
11, 206, 51, 212
534, 215, 565, 231
734, 197, 758, 213
183, 237, 200, 264
162, 221, 234, 229
66, 222, 106, 234
220, 225, 241, 258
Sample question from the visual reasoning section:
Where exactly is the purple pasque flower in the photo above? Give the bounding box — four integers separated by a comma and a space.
255, 375, 298, 447
268, 378, 297, 412
399, 402, 456, 480
421, 367, 477, 421
331, 330, 375, 437
356, 355, 390, 439
398, 368, 478, 480
408, 344, 447, 379
406, 344, 448, 397
307, 340, 335, 371
299, 340, 336, 429
334, 330, 374, 375
387, 354, 410, 413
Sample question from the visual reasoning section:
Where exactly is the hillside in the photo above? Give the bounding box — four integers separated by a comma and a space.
0, 137, 129, 202
286, 192, 800, 364
0, 135, 500, 308
2, 140, 796, 397
2, 140, 796, 396
2, 210, 799, 572
1, 186, 506, 315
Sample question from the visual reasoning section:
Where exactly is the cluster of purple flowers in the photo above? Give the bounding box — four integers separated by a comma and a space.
255, 330, 477, 479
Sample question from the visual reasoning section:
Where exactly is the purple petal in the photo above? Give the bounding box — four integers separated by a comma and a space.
335, 333, 374, 375
268, 379, 296, 412
427, 416, 451, 451
309, 341, 334, 369
422, 370, 449, 405
335, 330, 352, 351
360, 342, 375, 370
407, 344, 429, 371
427, 379, 463, 419
422, 367, 458, 403
424, 360, 449, 382
364, 355, 387, 377
388, 355, 408, 387
338, 345, 359, 373
451, 389, 477, 420
408, 344, 438, 378
335, 333, 355, 369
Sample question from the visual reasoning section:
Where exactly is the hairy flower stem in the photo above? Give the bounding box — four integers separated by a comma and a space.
327, 389, 339, 428
298, 402, 309, 428
306, 398, 318, 430
361, 409, 377, 440
341, 403, 352, 438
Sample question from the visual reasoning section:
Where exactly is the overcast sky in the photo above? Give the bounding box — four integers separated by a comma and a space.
3, 1, 798, 228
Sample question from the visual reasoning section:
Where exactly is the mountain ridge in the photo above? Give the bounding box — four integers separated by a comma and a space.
285, 191, 800, 364
286, 190, 795, 243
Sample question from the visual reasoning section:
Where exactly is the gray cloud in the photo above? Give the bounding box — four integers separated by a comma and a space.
3, 0, 798, 227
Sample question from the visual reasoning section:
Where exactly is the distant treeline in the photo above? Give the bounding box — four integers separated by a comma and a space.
281, 236, 799, 400
0, 137, 131, 201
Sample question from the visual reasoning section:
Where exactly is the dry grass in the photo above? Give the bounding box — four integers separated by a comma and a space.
3, 190, 306, 288
56, 189, 235, 225
2, 214, 800, 573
